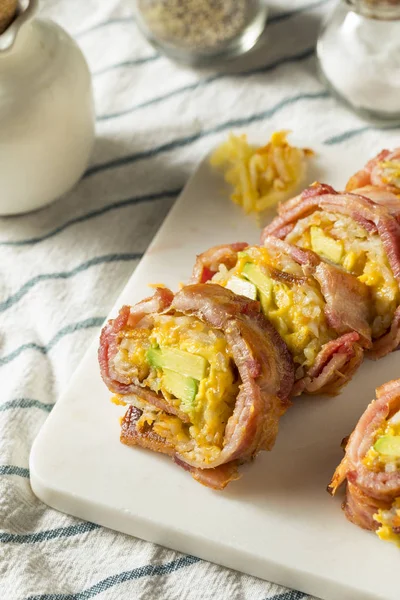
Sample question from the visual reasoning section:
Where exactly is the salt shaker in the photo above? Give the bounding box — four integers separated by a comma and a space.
0, 0, 95, 215
134, 0, 268, 64
316, 0, 400, 124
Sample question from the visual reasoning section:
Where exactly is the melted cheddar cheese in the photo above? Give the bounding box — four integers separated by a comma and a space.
375, 499, 400, 547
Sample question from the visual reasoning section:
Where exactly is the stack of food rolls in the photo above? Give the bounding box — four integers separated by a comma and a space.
98, 146, 400, 496
190, 238, 371, 395
261, 147, 400, 545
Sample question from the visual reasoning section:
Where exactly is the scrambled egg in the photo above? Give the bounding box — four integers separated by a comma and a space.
212, 246, 333, 373
363, 414, 400, 471
375, 499, 400, 547
210, 130, 313, 214
115, 315, 238, 461
286, 211, 400, 339
111, 395, 127, 406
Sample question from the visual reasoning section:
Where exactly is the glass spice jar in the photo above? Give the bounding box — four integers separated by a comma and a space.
134, 0, 268, 65
316, 0, 400, 124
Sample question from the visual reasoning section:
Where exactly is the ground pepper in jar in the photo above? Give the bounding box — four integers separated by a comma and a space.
137, 0, 252, 51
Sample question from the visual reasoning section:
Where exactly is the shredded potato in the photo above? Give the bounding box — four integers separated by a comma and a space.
210, 130, 313, 214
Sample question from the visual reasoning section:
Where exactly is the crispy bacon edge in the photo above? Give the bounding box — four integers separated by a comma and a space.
189, 242, 249, 284
120, 405, 241, 490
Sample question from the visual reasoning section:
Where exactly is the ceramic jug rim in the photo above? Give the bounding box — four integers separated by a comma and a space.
0, 0, 39, 53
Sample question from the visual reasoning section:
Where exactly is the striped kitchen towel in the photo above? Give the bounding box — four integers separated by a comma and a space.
1, 0, 399, 598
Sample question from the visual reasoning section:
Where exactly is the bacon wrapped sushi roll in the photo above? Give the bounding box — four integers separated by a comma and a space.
98, 284, 294, 489
190, 238, 371, 396
263, 183, 400, 359
346, 148, 400, 202
329, 379, 400, 547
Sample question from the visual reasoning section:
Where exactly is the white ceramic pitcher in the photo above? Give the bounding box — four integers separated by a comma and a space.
0, 0, 95, 215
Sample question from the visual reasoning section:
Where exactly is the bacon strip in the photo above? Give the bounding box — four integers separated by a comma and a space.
262, 183, 338, 240
99, 288, 173, 389
348, 186, 400, 221
368, 306, 400, 361
190, 242, 248, 284
99, 283, 294, 488
328, 379, 400, 530
120, 406, 240, 490
312, 262, 370, 344
294, 333, 363, 396
191, 238, 370, 396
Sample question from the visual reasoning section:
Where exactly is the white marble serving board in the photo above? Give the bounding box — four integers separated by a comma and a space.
31, 140, 400, 600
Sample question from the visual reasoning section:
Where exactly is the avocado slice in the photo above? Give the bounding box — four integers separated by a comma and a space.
310, 226, 343, 264
242, 262, 272, 299
147, 347, 208, 380
374, 435, 400, 457
162, 368, 198, 405
226, 275, 257, 300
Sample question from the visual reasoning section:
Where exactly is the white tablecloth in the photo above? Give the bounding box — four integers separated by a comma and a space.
2, 0, 400, 598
